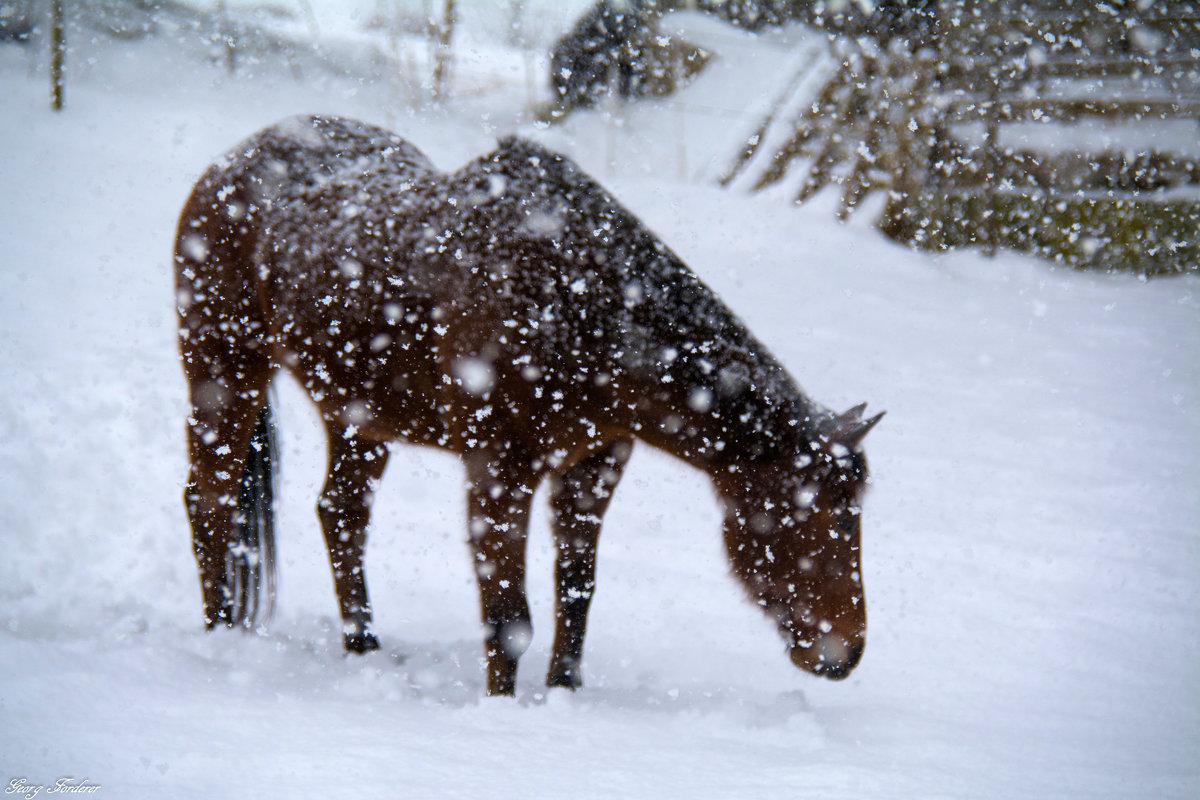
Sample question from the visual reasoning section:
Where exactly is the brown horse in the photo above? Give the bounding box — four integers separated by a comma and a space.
175, 115, 882, 696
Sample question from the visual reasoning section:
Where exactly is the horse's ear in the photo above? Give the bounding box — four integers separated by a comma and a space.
842, 402, 868, 421
833, 406, 884, 450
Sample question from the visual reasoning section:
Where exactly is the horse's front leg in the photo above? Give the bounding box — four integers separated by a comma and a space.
317, 425, 391, 654
464, 445, 537, 696
546, 437, 632, 689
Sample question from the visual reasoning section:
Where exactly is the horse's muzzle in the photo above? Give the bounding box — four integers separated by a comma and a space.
792, 635, 864, 680
816, 639, 864, 680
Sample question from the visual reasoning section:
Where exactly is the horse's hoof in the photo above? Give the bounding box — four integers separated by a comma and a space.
204, 605, 236, 629
545, 675, 582, 690
344, 632, 380, 653
547, 662, 583, 690
486, 666, 518, 697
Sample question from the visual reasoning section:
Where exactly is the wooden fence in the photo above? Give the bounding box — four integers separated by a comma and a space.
725, 0, 1200, 274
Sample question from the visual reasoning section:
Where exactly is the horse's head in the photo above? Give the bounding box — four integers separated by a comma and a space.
716, 405, 882, 681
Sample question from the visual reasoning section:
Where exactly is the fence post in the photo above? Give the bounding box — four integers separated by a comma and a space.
431, 0, 457, 101
50, 0, 65, 110
981, 80, 999, 257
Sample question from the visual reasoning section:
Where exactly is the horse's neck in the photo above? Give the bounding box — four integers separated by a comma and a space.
600, 265, 821, 470
453, 143, 823, 471
620, 338, 818, 471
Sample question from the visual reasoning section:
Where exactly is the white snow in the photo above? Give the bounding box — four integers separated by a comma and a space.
1, 7, 1197, 799
453, 357, 496, 397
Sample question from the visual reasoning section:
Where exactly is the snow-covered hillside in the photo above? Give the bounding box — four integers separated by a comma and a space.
1, 5, 1197, 798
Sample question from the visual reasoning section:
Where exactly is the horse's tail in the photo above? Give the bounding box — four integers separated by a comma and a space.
231, 397, 278, 631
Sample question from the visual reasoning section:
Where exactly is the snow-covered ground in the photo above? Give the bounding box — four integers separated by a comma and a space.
1, 6, 1198, 798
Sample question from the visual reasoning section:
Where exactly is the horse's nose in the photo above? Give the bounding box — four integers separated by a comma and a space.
817, 637, 864, 680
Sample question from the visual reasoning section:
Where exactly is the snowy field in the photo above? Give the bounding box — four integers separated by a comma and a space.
1, 5, 1198, 798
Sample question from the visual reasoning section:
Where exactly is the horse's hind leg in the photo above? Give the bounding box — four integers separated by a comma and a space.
182, 355, 272, 629
545, 437, 633, 689
178, 168, 274, 629
317, 424, 390, 653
